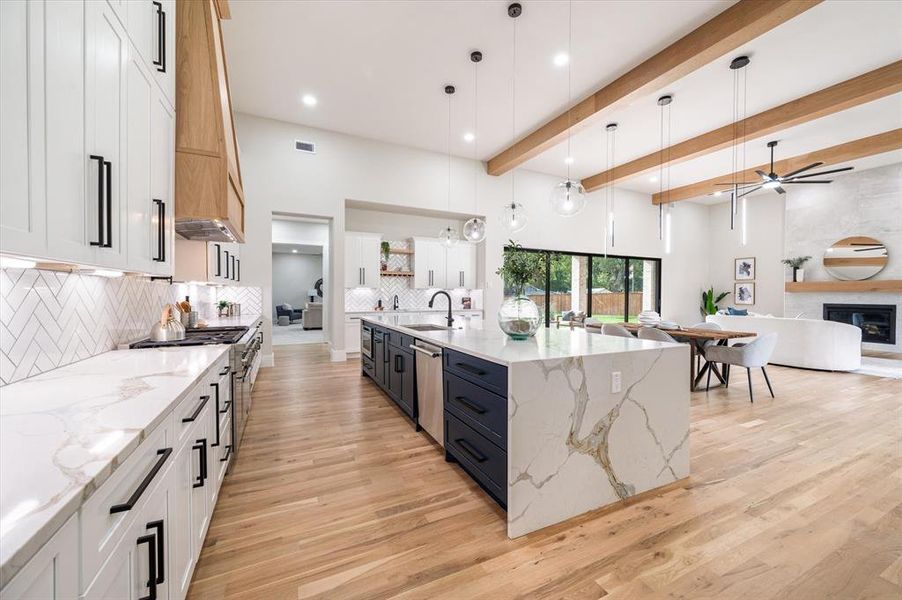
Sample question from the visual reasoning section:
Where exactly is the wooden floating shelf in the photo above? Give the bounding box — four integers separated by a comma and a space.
388, 248, 414, 255
382, 271, 414, 277
785, 280, 902, 293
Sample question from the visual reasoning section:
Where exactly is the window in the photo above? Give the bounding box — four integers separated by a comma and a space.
502, 246, 661, 326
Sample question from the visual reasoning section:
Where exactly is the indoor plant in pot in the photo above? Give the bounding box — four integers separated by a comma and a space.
380, 241, 391, 271
700, 286, 730, 317
495, 241, 543, 339
782, 256, 811, 282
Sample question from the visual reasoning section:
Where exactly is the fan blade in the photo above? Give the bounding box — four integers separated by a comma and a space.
774, 186, 786, 194
714, 181, 758, 186
737, 185, 763, 198
781, 162, 823, 179
755, 170, 771, 181
786, 166, 854, 180
784, 180, 833, 184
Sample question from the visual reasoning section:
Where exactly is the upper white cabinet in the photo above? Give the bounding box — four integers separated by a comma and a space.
344, 232, 381, 288
173, 240, 240, 285
445, 242, 476, 289
413, 238, 477, 289
128, 0, 175, 106
0, 0, 176, 275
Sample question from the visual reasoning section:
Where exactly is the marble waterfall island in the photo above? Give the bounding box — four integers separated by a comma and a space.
360, 314, 690, 537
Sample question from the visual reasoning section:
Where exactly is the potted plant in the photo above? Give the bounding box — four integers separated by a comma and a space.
380, 241, 391, 271
782, 256, 811, 282
495, 241, 544, 339
700, 286, 730, 317
217, 300, 230, 317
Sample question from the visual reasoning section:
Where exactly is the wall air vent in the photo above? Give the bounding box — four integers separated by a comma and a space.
295, 140, 316, 154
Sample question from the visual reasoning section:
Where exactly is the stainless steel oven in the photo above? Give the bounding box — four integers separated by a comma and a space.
361, 323, 373, 359
234, 320, 263, 448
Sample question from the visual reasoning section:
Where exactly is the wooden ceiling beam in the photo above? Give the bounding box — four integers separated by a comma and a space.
485, 0, 823, 176
650, 129, 902, 204
583, 61, 902, 192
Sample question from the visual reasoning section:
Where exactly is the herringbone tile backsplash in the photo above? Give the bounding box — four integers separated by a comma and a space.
0, 268, 262, 386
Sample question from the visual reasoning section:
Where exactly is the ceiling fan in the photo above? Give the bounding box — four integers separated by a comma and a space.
716, 140, 854, 198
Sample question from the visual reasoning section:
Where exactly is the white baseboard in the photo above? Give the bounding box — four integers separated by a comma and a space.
329, 344, 346, 362
262, 353, 274, 368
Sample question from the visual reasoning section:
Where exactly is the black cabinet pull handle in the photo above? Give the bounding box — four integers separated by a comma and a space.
454, 396, 486, 414
219, 365, 231, 376
456, 438, 488, 463
103, 160, 112, 248
146, 520, 165, 584
220, 444, 232, 462
110, 448, 172, 514
224, 250, 230, 278
214, 244, 222, 276
152, 1, 163, 69
182, 395, 209, 423
152, 199, 164, 262
230, 255, 236, 280
159, 5, 166, 73
192, 438, 207, 488
89, 155, 104, 246
137, 533, 157, 600
220, 398, 231, 414
455, 362, 487, 377
160, 201, 165, 261
236, 258, 240, 281
210, 383, 220, 447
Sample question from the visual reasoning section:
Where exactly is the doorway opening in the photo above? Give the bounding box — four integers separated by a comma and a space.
272, 216, 329, 346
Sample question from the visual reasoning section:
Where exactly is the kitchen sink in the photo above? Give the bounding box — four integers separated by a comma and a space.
405, 324, 453, 331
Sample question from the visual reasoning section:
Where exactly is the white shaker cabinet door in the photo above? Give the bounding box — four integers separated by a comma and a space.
359, 235, 382, 288
0, 515, 78, 599
85, 0, 129, 269
150, 88, 175, 276
0, 0, 47, 258
125, 48, 154, 274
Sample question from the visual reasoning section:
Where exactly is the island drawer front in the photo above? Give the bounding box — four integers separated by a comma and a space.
443, 349, 508, 397
445, 412, 507, 504
362, 355, 374, 378
388, 332, 415, 350
444, 372, 507, 448
80, 419, 172, 589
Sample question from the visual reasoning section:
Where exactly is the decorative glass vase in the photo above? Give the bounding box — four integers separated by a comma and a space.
498, 295, 541, 339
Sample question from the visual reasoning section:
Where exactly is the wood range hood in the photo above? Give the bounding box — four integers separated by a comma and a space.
175, 0, 245, 243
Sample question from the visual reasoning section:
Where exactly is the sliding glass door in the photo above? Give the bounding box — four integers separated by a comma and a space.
501, 246, 661, 326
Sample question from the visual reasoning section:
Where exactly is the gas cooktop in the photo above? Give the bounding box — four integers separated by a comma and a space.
130, 326, 249, 349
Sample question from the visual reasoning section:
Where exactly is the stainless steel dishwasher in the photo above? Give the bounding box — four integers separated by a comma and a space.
411, 340, 444, 446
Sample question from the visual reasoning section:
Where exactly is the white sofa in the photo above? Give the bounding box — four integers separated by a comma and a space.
706, 314, 862, 371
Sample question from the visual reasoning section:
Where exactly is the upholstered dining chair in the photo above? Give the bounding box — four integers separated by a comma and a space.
637, 327, 679, 343
703, 333, 778, 402
601, 323, 635, 338
690, 321, 722, 372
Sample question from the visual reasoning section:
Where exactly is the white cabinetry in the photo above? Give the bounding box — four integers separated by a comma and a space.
344, 232, 381, 288
0, 516, 78, 600
0, 0, 176, 275
413, 238, 446, 289
445, 243, 476, 289
128, 0, 175, 106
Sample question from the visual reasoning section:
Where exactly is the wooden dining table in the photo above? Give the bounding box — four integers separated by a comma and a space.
616, 323, 758, 391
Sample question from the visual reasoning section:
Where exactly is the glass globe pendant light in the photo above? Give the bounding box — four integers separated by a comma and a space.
550, 0, 586, 217
502, 201, 527, 233
463, 50, 487, 243
550, 179, 586, 217
463, 217, 486, 242
439, 84, 460, 248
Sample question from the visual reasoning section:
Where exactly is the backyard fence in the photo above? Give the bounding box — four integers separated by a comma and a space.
527, 292, 645, 316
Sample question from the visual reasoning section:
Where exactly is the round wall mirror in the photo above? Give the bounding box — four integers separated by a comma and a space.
823, 236, 888, 281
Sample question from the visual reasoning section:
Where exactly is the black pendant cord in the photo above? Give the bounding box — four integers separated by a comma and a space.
565, 0, 572, 183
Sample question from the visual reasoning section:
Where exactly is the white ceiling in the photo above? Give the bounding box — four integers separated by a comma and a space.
272, 242, 323, 255
223, 0, 902, 204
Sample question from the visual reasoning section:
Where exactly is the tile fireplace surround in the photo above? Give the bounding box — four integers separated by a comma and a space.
0, 268, 262, 386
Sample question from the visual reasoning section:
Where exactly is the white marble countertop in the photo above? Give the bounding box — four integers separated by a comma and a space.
361, 313, 676, 365
196, 313, 263, 328
0, 345, 230, 587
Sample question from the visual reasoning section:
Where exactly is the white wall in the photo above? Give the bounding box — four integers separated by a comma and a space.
234, 112, 711, 360
272, 253, 322, 314
709, 194, 786, 317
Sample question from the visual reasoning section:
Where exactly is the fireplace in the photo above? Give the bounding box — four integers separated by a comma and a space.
823, 303, 896, 345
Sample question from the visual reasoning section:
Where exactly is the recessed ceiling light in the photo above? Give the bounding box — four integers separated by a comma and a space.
553, 52, 569, 67
564, 156, 574, 165
301, 94, 317, 107
713, 190, 723, 196
649, 176, 658, 183
292, 249, 298, 253
463, 132, 475, 143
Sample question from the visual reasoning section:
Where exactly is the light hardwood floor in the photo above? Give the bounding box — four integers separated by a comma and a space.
188, 344, 902, 599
